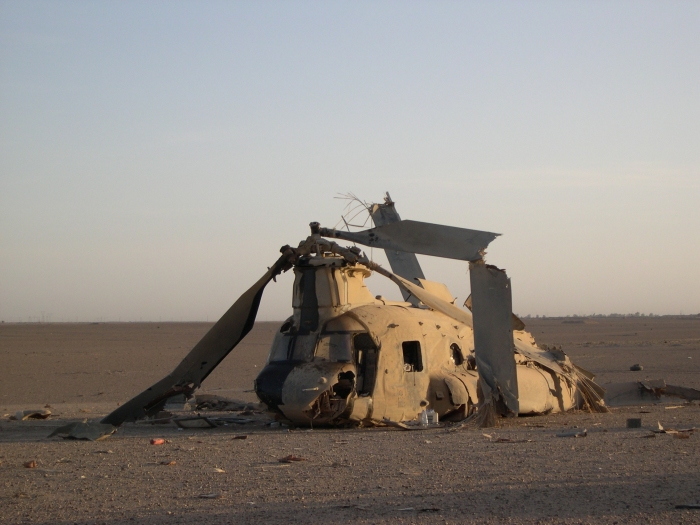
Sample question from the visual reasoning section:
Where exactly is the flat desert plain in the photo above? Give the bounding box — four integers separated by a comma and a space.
1, 316, 700, 524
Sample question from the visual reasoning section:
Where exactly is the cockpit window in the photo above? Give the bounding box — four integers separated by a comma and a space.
268, 333, 317, 363
268, 333, 292, 362
293, 335, 317, 361
315, 333, 353, 362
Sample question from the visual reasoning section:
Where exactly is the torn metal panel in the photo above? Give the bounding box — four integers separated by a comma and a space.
469, 262, 519, 415
320, 220, 500, 262
370, 200, 425, 306
665, 384, 700, 401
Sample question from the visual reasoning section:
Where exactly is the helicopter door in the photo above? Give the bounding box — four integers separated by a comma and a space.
353, 333, 378, 395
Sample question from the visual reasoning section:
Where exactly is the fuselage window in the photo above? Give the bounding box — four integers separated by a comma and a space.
401, 341, 423, 372
450, 343, 464, 365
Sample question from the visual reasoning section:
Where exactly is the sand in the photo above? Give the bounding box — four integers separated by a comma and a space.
1, 316, 699, 524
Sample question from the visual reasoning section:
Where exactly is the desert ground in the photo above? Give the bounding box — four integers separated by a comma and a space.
1, 316, 700, 524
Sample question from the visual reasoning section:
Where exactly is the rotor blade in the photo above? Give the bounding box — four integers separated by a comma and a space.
469, 262, 519, 416
321, 220, 500, 261
369, 200, 425, 307
369, 263, 472, 327
101, 262, 281, 426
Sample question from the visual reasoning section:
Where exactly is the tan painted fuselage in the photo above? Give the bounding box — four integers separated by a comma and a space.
254, 255, 588, 426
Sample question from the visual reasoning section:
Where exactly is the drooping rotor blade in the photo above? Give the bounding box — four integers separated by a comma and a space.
469, 262, 519, 418
370, 198, 425, 306
368, 262, 472, 327
101, 253, 290, 426
320, 220, 499, 262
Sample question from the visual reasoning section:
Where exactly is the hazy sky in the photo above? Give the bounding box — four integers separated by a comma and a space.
1, 1, 698, 322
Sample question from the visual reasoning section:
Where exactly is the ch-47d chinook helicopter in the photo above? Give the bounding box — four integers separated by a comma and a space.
102, 195, 607, 429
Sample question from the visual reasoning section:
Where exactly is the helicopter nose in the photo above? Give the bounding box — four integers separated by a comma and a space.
279, 362, 356, 425
254, 361, 298, 410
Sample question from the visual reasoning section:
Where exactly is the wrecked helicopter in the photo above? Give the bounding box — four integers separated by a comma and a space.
102, 195, 608, 429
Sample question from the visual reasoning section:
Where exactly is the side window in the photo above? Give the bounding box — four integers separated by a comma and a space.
401, 341, 423, 372
450, 343, 464, 365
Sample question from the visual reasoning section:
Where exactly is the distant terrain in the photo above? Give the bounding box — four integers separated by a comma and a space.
1, 317, 699, 524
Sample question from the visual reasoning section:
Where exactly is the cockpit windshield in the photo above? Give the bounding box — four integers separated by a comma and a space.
314, 333, 353, 362
267, 331, 356, 363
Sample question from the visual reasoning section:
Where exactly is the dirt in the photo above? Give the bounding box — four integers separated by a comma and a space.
1, 317, 700, 524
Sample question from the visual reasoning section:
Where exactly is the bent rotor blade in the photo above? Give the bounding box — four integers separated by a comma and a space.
369, 202, 425, 301
469, 262, 519, 416
102, 261, 282, 426
321, 220, 499, 261
369, 263, 472, 327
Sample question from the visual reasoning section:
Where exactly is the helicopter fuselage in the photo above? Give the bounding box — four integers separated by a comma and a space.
254, 255, 584, 426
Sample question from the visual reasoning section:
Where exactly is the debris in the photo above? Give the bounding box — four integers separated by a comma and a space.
556, 429, 587, 438
652, 422, 697, 435
48, 422, 116, 441
665, 384, 700, 401
482, 433, 493, 439
23, 460, 37, 468
212, 416, 255, 425
605, 380, 700, 406
495, 437, 532, 443
626, 418, 642, 428
379, 418, 411, 430
279, 455, 306, 463
676, 504, 700, 509
12, 409, 51, 420
161, 460, 176, 466
151, 410, 174, 422
665, 405, 684, 410
194, 394, 263, 412
213, 467, 225, 473
198, 493, 223, 499
232, 435, 248, 440
150, 438, 166, 445
630, 364, 643, 371
174, 416, 217, 429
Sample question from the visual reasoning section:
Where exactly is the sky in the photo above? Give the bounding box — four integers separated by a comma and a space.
1, 1, 698, 322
